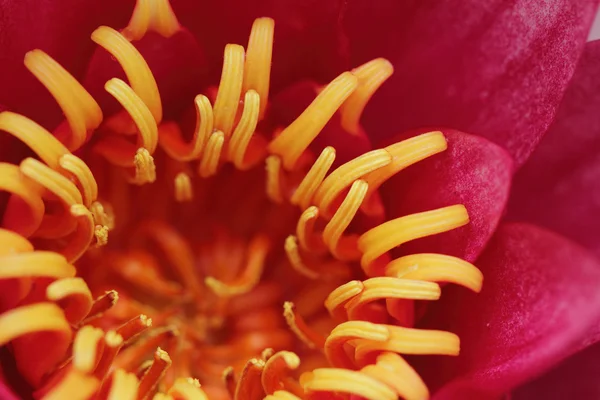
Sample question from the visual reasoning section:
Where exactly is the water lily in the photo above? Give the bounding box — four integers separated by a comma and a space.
0, 1, 599, 399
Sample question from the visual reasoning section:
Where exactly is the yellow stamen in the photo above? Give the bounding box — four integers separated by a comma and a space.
0, 251, 75, 279
138, 347, 172, 399
0, 163, 45, 237
345, 278, 441, 320
354, 325, 460, 363
284, 235, 319, 279
265, 155, 284, 203
92, 26, 162, 123
213, 44, 245, 138
58, 153, 99, 208
24, 49, 103, 150
46, 277, 93, 325
64, 204, 95, 263
324, 321, 389, 369
302, 368, 396, 400
358, 204, 470, 271
361, 352, 429, 400
20, 158, 82, 205
73, 325, 105, 373
153, 394, 174, 400
322, 179, 367, 260
362, 131, 448, 214
105, 78, 159, 154
228, 90, 261, 169
108, 369, 139, 400
313, 149, 391, 218
296, 206, 325, 253
0, 303, 71, 346
168, 377, 209, 400
124, 0, 181, 41
340, 58, 394, 135
133, 148, 157, 184
243, 17, 274, 119
264, 391, 302, 400
268, 72, 359, 170
43, 369, 99, 400
283, 302, 326, 350
159, 95, 213, 161
205, 236, 269, 297
324, 280, 365, 321
262, 350, 301, 395
234, 358, 265, 400
174, 172, 193, 202
290, 147, 336, 209
388, 253, 484, 292
198, 131, 224, 178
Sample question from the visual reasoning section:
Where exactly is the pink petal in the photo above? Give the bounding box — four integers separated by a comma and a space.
418, 222, 600, 399
0, 0, 135, 127
381, 129, 512, 262
508, 40, 600, 258
511, 342, 600, 399
340, 0, 598, 165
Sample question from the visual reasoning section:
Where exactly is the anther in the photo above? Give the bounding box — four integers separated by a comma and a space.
268, 72, 359, 170
213, 44, 245, 138
133, 148, 157, 184
340, 58, 394, 135
243, 18, 275, 119
167, 377, 209, 400
92, 26, 162, 123
95, 225, 109, 247
174, 172, 193, 202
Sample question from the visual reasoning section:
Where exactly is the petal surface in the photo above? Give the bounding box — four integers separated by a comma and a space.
508, 40, 600, 258
381, 129, 513, 262
341, 0, 598, 165
417, 222, 600, 399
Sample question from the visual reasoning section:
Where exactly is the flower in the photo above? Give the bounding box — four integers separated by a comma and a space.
0, 1, 599, 399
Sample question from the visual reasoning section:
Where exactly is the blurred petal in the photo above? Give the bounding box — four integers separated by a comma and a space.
171, 0, 349, 92
0, 0, 135, 127
381, 129, 512, 262
341, 0, 598, 165
512, 342, 600, 399
508, 40, 600, 258
418, 222, 600, 399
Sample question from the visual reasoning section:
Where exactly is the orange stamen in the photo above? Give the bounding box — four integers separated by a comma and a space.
283, 302, 326, 350
138, 348, 172, 399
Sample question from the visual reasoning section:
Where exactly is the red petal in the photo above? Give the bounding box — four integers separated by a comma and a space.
0, 0, 135, 127
381, 129, 512, 262
418, 222, 600, 398
341, 0, 598, 165
512, 342, 600, 399
171, 0, 349, 92
508, 40, 600, 258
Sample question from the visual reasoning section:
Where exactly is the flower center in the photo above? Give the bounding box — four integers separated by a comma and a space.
0, 1, 484, 399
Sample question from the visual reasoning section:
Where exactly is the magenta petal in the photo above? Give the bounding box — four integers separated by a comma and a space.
512, 342, 600, 399
419, 222, 600, 399
508, 40, 600, 258
381, 129, 512, 262
341, 0, 598, 165
0, 0, 135, 127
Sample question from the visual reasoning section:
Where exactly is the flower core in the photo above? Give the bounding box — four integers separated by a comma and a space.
0, 1, 484, 399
